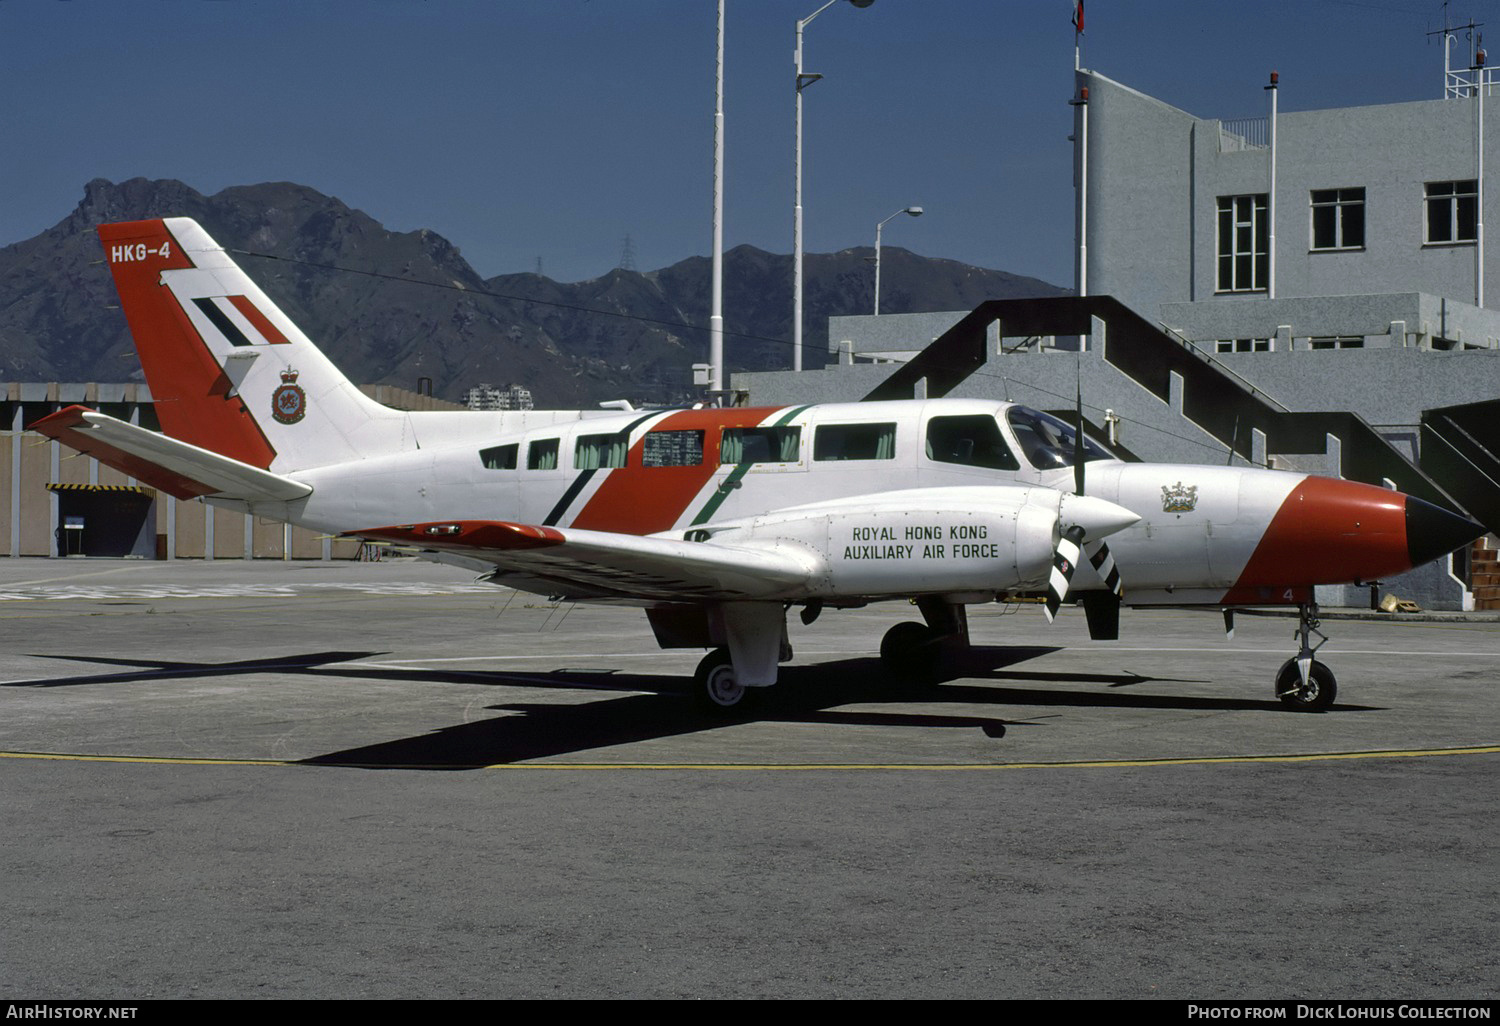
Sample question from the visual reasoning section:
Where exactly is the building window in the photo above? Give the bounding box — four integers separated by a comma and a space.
1310, 188, 1365, 250
1214, 338, 1272, 353
1307, 336, 1364, 350
1425, 181, 1477, 244
1216, 194, 1269, 293
642, 430, 704, 467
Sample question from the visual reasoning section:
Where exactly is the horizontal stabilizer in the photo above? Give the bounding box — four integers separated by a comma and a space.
30, 406, 312, 502
346, 520, 815, 602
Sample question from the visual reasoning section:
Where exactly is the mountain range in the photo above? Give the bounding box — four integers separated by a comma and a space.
0, 178, 1068, 408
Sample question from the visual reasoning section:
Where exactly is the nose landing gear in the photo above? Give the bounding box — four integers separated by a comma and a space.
1275, 602, 1337, 711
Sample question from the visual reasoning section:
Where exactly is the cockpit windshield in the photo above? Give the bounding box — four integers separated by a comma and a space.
1005, 405, 1115, 470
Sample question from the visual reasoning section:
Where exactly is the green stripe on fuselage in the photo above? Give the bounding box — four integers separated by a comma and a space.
689, 405, 811, 527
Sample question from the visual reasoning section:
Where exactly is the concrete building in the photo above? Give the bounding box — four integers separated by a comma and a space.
2, 382, 461, 560
1077, 52, 1500, 352
737, 44, 1500, 611
463, 382, 534, 411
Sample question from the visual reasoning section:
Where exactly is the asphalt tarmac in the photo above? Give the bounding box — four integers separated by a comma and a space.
1, 558, 1495, 999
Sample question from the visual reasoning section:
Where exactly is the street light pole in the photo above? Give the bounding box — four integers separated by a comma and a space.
709, 0, 725, 395
874, 206, 922, 315
793, 0, 873, 371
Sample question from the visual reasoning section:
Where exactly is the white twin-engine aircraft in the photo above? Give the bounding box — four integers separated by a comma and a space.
35, 219, 1483, 713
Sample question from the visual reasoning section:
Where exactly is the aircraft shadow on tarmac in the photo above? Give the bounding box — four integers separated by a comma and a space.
16, 646, 1380, 769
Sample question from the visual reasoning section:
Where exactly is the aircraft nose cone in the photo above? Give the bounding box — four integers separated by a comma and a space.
1405, 497, 1485, 568
1059, 493, 1141, 540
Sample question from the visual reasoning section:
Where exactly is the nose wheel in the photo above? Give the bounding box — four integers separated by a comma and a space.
1275, 657, 1337, 711
1275, 602, 1337, 711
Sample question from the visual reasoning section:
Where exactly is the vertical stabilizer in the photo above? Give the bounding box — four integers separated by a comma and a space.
99, 218, 409, 472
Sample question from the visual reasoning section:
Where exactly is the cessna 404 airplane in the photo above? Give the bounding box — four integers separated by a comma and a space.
34, 218, 1484, 713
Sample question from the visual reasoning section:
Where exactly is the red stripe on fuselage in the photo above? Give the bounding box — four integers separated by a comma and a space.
568, 407, 785, 534
1221, 476, 1409, 605
97, 221, 277, 470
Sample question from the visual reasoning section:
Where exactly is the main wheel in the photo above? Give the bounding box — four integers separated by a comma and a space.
1275, 658, 1338, 711
693, 647, 754, 714
880, 621, 942, 680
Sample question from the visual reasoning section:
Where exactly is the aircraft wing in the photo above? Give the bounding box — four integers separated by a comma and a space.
29, 406, 312, 502
345, 520, 817, 603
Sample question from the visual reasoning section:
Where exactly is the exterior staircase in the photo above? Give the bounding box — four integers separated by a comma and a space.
1470, 540, 1500, 610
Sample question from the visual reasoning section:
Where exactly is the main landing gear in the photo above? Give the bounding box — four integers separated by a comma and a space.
878, 598, 968, 682
693, 647, 754, 714
1275, 602, 1338, 712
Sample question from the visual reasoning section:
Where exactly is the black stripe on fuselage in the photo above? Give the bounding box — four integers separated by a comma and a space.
540, 411, 667, 526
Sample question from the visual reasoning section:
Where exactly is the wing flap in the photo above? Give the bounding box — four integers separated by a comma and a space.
29, 406, 312, 502
346, 520, 816, 602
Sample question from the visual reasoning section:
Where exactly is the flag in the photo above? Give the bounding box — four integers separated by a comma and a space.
1072, 0, 1084, 35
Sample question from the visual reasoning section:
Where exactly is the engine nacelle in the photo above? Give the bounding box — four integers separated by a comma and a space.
698, 486, 1124, 600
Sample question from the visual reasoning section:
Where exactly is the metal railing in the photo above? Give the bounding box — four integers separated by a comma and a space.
1218, 117, 1268, 151
1445, 65, 1500, 99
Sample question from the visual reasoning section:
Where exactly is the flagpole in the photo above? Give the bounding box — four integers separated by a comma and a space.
1073, 1, 1083, 70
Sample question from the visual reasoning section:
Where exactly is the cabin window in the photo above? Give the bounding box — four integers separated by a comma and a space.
478, 443, 518, 470
924, 415, 1019, 471
575, 433, 628, 469
643, 430, 705, 467
527, 438, 559, 470
721, 426, 801, 464
813, 423, 897, 461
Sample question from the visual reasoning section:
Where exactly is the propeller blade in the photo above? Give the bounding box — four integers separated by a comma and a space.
1084, 539, 1123, 598
1044, 524, 1086, 622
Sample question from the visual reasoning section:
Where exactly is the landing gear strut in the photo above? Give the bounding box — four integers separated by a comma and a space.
1275, 602, 1338, 711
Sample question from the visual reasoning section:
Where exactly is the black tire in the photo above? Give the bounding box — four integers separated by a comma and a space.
693, 647, 755, 714
1275, 658, 1338, 711
880, 621, 942, 680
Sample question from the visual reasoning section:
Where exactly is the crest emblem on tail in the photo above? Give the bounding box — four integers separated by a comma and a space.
272, 369, 307, 425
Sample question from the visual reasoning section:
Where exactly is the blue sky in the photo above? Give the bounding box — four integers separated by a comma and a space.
1, 0, 1488, 285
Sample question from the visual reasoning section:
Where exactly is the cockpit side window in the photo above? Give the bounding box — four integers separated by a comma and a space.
813, 423, 897, 461
1005, 406, 1112, 470
924, 415, 1020, 471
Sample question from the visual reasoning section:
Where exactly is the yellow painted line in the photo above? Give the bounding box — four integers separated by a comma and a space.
1, 746, 1496, 771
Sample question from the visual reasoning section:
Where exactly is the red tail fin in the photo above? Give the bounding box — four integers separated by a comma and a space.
100, 220, 277, 469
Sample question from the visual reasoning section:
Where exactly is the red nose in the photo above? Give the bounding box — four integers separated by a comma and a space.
1230, 477, 1480, 595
